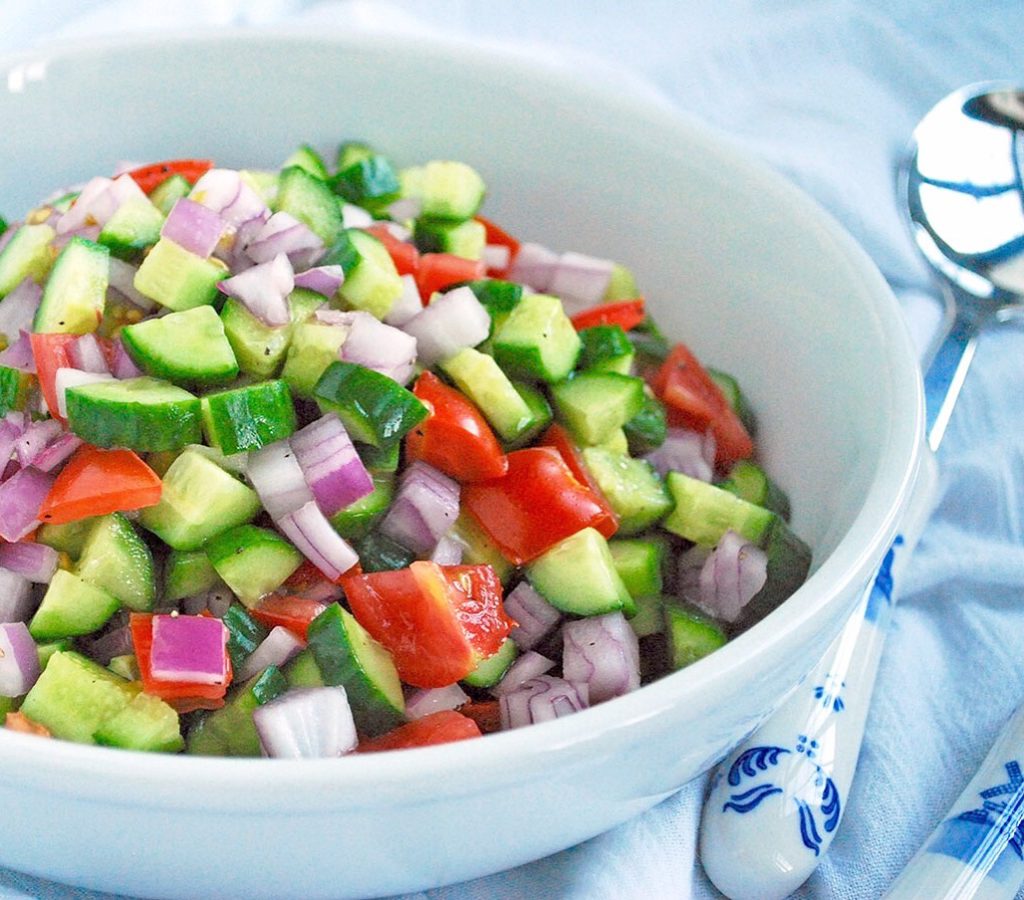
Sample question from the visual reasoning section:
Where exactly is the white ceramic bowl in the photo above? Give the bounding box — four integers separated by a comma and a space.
0, 31, 923, 899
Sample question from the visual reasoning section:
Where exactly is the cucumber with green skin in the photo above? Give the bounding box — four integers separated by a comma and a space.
329, 473, 394, 541
440, 348, 536, 443
29, 570, 120, 641
98, 198, 165, 259
413, 217, 485, 260
581, 447, 673, 535
205, 524, 303, 608
122, 304, 239, 386
324, 228, 403, 319
185, 666, 288, 756
551, 371, 646, 446
163, 548, 221, 604
274, 165, 343, 245
330, 154, 401, 209
492, 293, 581, 384
578, 324, 635, 375
133, 236, 225, 311
76, 513, 157, 612
664, 603, 727, 669
0, 223, 55, 299
34, 236, 109, 334
200, 379, 297, 455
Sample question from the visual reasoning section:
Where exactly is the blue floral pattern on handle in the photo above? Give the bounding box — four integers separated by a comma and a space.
863, 534, 904, 623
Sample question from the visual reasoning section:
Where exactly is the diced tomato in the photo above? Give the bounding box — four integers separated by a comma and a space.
29, 333, 78, 420
124, 158, 214, 195
537, 423, 618, 535
38, 445, 162, 525
357, 709, 482, 752
4, 711, 51, 737
415, 253, 485, 303
457, 700, 503, 734
250, 594, 330, 641
129, 613, 232, 704
342, 561, 514, 688
405, 372, 508, 482
475, 215, 520, 278
462, 447, 617, 564
570, 299, 646, 332
363, 224, 420, 277
650, 342, 754, 467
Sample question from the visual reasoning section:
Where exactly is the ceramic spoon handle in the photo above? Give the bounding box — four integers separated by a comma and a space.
884, 703, 1024, 900
699, 450, 939, 900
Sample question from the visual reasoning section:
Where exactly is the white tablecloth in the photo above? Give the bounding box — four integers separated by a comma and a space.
0, 2, 1022, 897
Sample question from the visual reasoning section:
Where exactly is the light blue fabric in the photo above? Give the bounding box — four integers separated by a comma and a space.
0, 2, 1022, 897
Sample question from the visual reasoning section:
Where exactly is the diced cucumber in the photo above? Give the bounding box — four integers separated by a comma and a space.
65, 376, 201, 452
609, 538, 665, 601
329, 473, 394, 541
282, 143, 329, 180
630, 594, 667, 639
492, 293, 581, 383
664, 603, 727, 669
20, 651, 139, 744
628, 316, 671, 365
186, 666, 288, 756
440, 348, 535, 443
313, 361, 427, 449
37, 638, 73, 670
29, 569, 120, 641
462, 637, 518, 688
98, 198, 165, 258
122, 304, 239, 386
283, 648, 325, 689
206, 524, 303, 607
239, 170, 279, 204
623, 389, 667, 455
708, 367, 757, 437
413, 218, 486, 260
76, 513, 156, 612
331, 154, 401, 209
400, 160, 485, 221
274, 165, 343, 245
148, 174, 191, 216
133, 237, 226, 311
504, 381, 552, 449
107, 655, 139, 681
200, 379, 297, 455
662, 472, 775, 547
526, 527, 632, 616
0, 366, 31, 415
281, 320, 348, 398
449, 510, 514, 584
581, 447, 672, 534
336, 141, 375, 171
93, 691, 183, 753
139, 448, 261, 551
0, 223, 55, 299
325, 229, 402, 319
163, 548, 221, 604
737, 518, 813, 631
594, 426, 629, 456
33, 237, 109, 334
36, 518, 95, 559
717, 459, 792, 521
603, 262, 638, 301
578, 324, 635, 375
551, 371, 646, 446
306, 604, 405, 737
221, 288, 322, 379
355, 531, 417, 573
222, 603, 270, 672
357, 441, 400, 475
461, 279, 523, 334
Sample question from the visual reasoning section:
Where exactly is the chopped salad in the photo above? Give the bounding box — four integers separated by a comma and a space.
0, 143, 811, 756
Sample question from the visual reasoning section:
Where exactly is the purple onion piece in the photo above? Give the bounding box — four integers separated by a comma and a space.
222, 211, 270, 272
499, 675, 589, 730
218, 253, 294, 327
644, 427, 716, 482
161, 197, 226, 258
0, 622, 41, 697
55, 176, 113, 234
246, 211, 324, 269
0, 568, 34, 623
293, 264, 344, 299
378, 461, 460, 557
336, 310, 417, 384
429, 532, 464, 566
693, 529, 768, 623
547, 251, 614, 306
490, 651, 556, 698
67, 333, 110, 374
384, 197, 420, 223
236, 625, 305, 682
507, 242, 560, 292
190, 169, 268, 226
0, 279, 42, 343
404, 683, 470, 720
0, 541, 58, 584
14, 419, 62, 467
0, 466, 54, 541
382, 274, 423, 328
253, 686, 358, 758
110, 339, 143, 379
77, 623, 134, 667
677, 544, 713, 606
276, 500, 359, 581
31, 433, 83, 474
247, 440, 314, 521
401, 285, 490, 368
0, 329, 36, 373
504, 581, 561, 651
483, 244, 511, 272
107, 258, 157, 311
290, 414, 373, 517
561, 612, 641, 705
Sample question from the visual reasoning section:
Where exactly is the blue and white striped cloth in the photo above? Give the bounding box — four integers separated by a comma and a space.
0, 2, 1021, 897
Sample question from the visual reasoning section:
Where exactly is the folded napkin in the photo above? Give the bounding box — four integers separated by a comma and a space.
0, 3, 1022, 898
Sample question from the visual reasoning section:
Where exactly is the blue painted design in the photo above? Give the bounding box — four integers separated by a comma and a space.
821, 778, 841, 833
813, 677, 846, 712
927, 761, 1024, 884
796, 799, 824, 855
795, 734, 819, 759
722, 783, 783, 814
863, 535, 904, 623
727, 745, 790, 786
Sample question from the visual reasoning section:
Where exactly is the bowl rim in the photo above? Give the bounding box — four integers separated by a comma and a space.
0, 27, 924, 807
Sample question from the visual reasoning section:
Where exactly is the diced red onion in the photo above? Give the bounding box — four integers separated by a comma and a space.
0, 622, 41, 697
253, 686, 358, 758
31, 432, 83, 473
677, 543, 712, 603
507, 242, 560, 292
54, 368, 115, 419
561, 613, 641, 704
160, 197, 226, 259
504, 581, 562, 651
0, 540, 58, 584
0, 466, 54, 541
384, 197, 420, 223
293, 264, 344, 298
644, 427, 716, 482
77, 623, 133, 667
149, 614, 229, 684
190, 169, 268, 226
429, 532, 464, 566
0, 279, 42, 341
52, 224, 101, 253
548, 251, 614, 306
491, 651, 556, 697
218, 253, 293, 327
332, 310, 417, 384
246, 211, 324, 270
383, 274, 423, 328
236, 625, 305, 682
0, 418, 22, 481
222, 211, 270, 272
0, 568, 34, 623
290, 414, 372, 518
247, 440, 314, 520
15, 419, 62, 467
67, 333, 110, 374
499, 675, 589, 730
0, 329, 36, 373
401, 285, 490, 368
378, 461, 460, 557
404, 684, 469, 720
110, 338, 143, 379
692, 529, 768, 623
341, 204, 373, 229
107, 258, 157, 311
55, 176, 112, 234
483, 244, 511, 273
276, 500, 359, 581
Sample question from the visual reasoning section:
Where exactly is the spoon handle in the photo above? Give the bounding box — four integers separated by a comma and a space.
699, 449, 938, 900
884, 703, 1024, 900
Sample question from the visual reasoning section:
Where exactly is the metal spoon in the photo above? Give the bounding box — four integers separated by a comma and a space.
698, 81, 1024, 900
